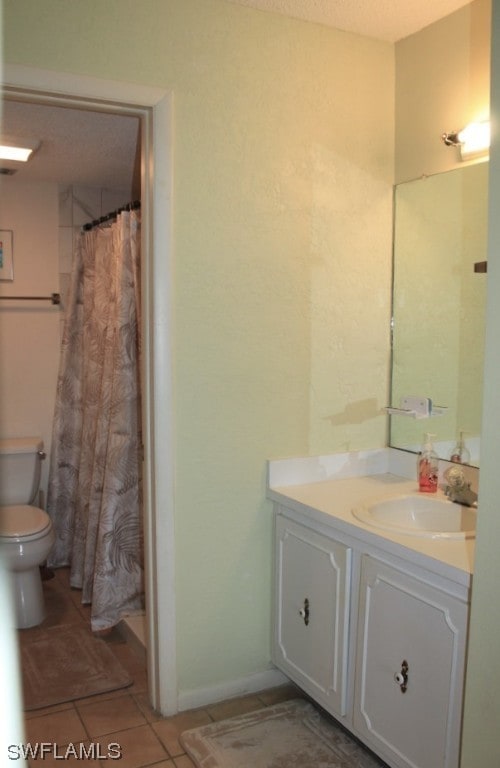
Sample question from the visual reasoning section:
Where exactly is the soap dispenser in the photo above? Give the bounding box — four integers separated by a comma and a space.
450, 431, 471, 464
418, 433, 439, 493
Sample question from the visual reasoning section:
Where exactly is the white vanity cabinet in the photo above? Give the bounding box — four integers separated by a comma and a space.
272, 504, 469, 768
354, 555, 468, 768
273, 513, 351, 717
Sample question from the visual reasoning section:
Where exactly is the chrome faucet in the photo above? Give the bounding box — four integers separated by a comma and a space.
443, 466, 478, 508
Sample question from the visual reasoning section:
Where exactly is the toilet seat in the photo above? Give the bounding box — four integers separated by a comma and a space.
0, 505, 52, 542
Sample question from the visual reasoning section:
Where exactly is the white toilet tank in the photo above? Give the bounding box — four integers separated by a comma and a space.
0, 437, 44, 506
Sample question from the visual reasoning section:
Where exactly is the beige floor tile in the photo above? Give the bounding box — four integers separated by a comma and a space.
206, 693, 265, 721
257, 683, 304, 706
52, 567, 71, 586
24, 707, 88, 745
24, 701, 75, 720
174, 754, 197, 767
151, 762, 175, 768
152, 709, 212, 757
71, 597, 92, 622
96, 723, 168, 767
38, 579, 84, 627
133, 692, 164, 723
76, 685, 135, 707
107, 641, 148, 693
53, 572, 91, 619
77, 694, 146, 737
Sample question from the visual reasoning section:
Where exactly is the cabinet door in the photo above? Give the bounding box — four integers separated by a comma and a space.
354, 555, 467, 768
274, 515, 351, 717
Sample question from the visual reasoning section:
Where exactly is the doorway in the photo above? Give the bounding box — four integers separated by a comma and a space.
1, 65, 177, 715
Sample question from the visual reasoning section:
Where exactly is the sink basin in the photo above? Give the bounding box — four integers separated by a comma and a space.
352, 494, 476, 539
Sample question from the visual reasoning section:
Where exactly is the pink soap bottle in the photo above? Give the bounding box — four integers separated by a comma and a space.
418, 433, 438, 493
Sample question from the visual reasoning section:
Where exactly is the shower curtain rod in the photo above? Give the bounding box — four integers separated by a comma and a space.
82, 199, 141, 231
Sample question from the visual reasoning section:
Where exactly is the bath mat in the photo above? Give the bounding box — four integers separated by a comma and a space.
20, 623, 132, 710
181, 698, 384, 768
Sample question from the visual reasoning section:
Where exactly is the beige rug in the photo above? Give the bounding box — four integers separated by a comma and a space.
20, 623, 132, 710
181, 699, 385, 768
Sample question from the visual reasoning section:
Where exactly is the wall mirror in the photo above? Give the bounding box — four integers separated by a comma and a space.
389, 162, 488, 467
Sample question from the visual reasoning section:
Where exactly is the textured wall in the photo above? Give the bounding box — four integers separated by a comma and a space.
395, 0, 491, 183
0, 180, 60, 494
2, 0, 394, 696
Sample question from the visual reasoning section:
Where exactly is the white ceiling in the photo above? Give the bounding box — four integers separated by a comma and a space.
227, 0, 472, 42
0, 0, 471, 190
0, 100, 140, 192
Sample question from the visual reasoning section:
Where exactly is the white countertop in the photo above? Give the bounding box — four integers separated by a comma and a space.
268, 467, 475, 590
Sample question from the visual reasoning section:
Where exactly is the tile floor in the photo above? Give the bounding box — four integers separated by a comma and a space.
19, 568, 303, 767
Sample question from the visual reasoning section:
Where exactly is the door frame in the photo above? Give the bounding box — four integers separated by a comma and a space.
1, 64, 177, 715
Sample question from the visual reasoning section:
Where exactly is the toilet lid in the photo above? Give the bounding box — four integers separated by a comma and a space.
0, 505, 52, 538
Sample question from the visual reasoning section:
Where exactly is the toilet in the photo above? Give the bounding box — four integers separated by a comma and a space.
0, 437, 55, 629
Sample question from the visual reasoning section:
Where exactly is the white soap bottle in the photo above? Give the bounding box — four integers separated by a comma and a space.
418, 433, 438, 493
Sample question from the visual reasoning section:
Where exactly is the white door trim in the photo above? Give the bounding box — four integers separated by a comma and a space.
1, 64, 177, 715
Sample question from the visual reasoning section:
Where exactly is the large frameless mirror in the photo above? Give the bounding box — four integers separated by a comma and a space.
389, 163, 488, 467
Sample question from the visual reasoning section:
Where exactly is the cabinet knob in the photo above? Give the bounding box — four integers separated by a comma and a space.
394, 660, 409, 693
299, 598, 310, 626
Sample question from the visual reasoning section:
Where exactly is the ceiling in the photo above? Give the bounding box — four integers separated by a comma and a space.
1, 0, 471, 190
0, 100, 140, 192
227, 0, 472, 42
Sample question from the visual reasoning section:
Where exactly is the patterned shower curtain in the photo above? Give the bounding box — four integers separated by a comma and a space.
46, 209, 143, 632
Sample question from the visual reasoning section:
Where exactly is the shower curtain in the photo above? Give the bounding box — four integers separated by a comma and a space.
46, 209, 143, 632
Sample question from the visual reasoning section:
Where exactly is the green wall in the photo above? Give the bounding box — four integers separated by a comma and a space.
395, 0, 491, 183
1, 0, 394, 696
3, 2, 498, 757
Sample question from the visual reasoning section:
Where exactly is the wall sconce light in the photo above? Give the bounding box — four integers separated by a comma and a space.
442, 120, 490, 160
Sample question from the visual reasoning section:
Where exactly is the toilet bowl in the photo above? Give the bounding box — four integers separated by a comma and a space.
0, 505, 55, 628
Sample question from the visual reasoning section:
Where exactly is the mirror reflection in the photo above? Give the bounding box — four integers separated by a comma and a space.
390, 163, 488, 468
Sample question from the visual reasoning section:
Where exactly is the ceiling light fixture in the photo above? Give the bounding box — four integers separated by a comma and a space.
442, 121, 490, 160
0, 137, 40, 163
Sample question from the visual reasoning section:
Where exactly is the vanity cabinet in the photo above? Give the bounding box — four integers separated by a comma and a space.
273, 515, 351, 717
272, 506, 469, 768
354, 555, 468, 768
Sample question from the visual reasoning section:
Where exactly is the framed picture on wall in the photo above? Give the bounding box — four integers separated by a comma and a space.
0, 230, 14, 281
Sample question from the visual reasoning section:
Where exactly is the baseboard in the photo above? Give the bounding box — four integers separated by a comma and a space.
177, 667, 289, 712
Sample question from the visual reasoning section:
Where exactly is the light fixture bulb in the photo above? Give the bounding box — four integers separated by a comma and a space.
457, 121, 490, 158
0, 145, 34, 162
0, 137, 40, 164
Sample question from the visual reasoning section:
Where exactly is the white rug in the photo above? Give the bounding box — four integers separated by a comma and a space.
181, 699, 385, 768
